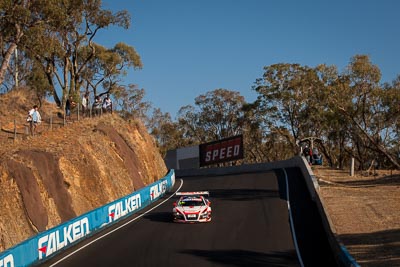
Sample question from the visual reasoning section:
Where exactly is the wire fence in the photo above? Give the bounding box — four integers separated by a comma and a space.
0, 105, 113, 143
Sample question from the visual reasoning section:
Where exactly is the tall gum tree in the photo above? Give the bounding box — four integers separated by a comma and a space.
22, 0, 141, 109
82, 42, 142, 99
332, 55, 400, 169
252, 57, 400, 169
254, 64, 321, 152
177, 89, 246, 144
0, 0, 49, 86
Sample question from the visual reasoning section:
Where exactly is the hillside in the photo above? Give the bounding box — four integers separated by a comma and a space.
1, 89, 399, 266
0, 88, 167, 251
314, 166, 400, 266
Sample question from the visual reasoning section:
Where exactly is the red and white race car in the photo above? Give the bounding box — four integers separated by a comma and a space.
173, 191, 212, 223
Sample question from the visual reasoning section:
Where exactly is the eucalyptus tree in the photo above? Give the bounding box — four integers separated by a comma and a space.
25, 60, 53, 106
195, 88, 245, 140
147, 108, 188, 156
332, 55, 400, 169
307, 64, 355, 168
22, 0, 140, 109
0, 0, 52, 87
383, 76, 400, 163
148, 108, 172, 145
253, 63, 325, 155
241, 101, 267, 163
81, 42, 142, 99
177, 89, 246, 145
114, 84, 151, 122
240, 100, 292, 163
176, 104, 205, 144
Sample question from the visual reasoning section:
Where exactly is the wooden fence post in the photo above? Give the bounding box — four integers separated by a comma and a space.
50, 113, 53, 131
350, 157, 355, 176
13, 118, 17, 141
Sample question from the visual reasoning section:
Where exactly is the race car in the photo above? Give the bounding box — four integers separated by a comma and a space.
173, 191, 212, 223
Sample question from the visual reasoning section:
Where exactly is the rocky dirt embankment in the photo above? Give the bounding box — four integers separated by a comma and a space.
0, 115, 167, 252
314, 166, 400, 266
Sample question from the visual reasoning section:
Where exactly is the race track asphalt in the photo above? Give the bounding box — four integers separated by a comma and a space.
39, 168, 337, 267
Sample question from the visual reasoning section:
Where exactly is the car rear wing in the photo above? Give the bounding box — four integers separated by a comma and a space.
176, 191, 209, 196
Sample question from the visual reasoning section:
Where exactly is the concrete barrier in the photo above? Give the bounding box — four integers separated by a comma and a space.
0, 170, 175, 267
176, 156, 318, 200
176, 157, 359, 267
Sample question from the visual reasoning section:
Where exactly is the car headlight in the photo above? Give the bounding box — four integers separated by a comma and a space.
200, 208, 208, 214
174, 211, 183, 218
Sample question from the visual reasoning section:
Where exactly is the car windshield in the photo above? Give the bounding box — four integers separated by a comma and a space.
179, 200, 204, 207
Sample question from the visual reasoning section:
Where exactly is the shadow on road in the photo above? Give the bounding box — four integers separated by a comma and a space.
143, 211, 174, 223
209, 188, 280, 201
180, 249, 299, 267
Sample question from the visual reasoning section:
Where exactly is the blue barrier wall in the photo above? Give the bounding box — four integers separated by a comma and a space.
0, 170, 175, 267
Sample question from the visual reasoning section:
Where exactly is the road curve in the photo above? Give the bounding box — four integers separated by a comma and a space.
39, 169, 336, 267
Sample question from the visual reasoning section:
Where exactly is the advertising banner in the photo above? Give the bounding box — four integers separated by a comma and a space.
0, 170, 175, 267
199, 135, 244, 167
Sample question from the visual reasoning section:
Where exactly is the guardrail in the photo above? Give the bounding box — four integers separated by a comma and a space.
0, 169, 175, 267
175, 157, 359, 267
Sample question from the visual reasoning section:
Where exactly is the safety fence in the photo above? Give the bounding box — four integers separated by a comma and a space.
0, 169, 175, 267
0, 106, 112, 143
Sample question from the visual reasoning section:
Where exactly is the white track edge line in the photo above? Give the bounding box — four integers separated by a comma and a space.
283, 168, 304, 267
49, 179, 184, 267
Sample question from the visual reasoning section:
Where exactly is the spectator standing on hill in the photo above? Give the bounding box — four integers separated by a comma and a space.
82, 93, 89, 117
27, 105, 41, 136
92, 95, 102, 116
102, 94, 113, 114
65, 96, 76, 121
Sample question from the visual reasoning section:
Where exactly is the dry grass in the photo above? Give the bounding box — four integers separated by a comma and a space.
314, 166, 400, 266
0, 87, 63, 144
0, 89, 168, 251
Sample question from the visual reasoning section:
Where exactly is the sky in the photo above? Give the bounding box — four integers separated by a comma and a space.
99, 0, 400, 119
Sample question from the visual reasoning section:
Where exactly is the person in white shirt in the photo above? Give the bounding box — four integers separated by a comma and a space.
82, 93, 89, 117
102, 95, 113, 114
27, 105, 41, 136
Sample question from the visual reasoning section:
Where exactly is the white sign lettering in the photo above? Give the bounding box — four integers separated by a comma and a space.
108, 194, 142, 222
38, 217, 90, 260
0, 254, 14, 267
205, 144, 240, 162
150, 180, 168, 200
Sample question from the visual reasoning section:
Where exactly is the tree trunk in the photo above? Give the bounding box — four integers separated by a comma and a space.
0, 43, 17, 86
349, 111, 400, 169
46, 72, 61, 107
0, 25, 23, 86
